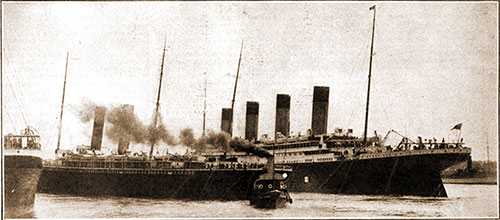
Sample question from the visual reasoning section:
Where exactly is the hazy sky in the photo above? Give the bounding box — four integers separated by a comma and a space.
2, 2, 497, 160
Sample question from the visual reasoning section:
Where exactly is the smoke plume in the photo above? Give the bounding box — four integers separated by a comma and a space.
229, 137, 273, 158
105, 105, 147, 144
76, 99, 102, 123
179, 128, 195, 147
76, 101, 177, 146
196, 131, 231, 152
183, 129, 271, 158
147, 122, 176, 146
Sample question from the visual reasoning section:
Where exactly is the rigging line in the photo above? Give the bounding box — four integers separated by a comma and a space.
44, 118, 59, 150
5, 110, 18, 132
319, 159, 346, 189
10, 73, 30, 124
44, 129, 55, 150
337, 160, 354, 194
345, 42, 371, 128
384, 157, 399, 193
5, 75, 29, 126
374, 80, 392, 129
201, 170, 215, 194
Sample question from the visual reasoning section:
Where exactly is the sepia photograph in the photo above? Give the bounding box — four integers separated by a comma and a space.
2, 1, 498, 219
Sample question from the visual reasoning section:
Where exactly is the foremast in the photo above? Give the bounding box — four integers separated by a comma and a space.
228, 40, 244, 137
150, 39, 167, 158
362, 5, 377, 145
56, 51, 70, 154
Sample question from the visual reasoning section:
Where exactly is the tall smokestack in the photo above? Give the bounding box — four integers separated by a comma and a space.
311, 86, 329, 135
117, 104, 134, 155
245, 102, 259, 141
90, 106, 106, 151
221, 108, 233, 136
275, 94, 290, 138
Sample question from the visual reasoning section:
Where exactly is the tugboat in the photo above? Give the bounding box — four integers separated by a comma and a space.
250, 158, 292, 209
4, 126, 43, 218
250, 172, 292, 209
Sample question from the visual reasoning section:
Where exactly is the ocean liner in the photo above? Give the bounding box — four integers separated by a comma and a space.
258, 126, 470, 197
221, 5, 471, 197
262, 6, 470, 197
4, 126, 44, 218
37, 41, 291, 201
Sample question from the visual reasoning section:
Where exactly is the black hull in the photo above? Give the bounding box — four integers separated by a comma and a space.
37, 168, 269, 200
282, 151, 470, 197
251, 191, 291, 209
4, 155, 43, 218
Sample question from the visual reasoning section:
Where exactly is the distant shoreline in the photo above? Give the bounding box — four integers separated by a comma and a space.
442, 178, 497, 185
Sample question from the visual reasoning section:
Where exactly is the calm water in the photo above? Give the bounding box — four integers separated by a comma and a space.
18, 184, 499, 218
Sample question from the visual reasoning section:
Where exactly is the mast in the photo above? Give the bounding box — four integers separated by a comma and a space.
272, 139, 275, 183
202, 72, 207, 136
486, 132, 489, 163
229, 40, 244, 137
56, 51, 69, 153
150, 39, 167, 158
363, 5, 376, 145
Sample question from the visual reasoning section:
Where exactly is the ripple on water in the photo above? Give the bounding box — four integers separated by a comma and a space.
33, 184, 498, 218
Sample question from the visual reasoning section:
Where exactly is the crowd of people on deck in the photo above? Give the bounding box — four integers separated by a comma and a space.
394, 137, 464, 151
4, 136, 40, 150
206, 161, 265, 170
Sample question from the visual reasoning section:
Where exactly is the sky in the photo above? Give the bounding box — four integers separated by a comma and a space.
2, 2, 498, 161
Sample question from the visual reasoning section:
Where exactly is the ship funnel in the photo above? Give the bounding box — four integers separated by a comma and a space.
245, 102, 259, 141
311, 86, 329, 135
90, 106, 106, 151
117, 104, 134, 155
275, 94, 291, 138
221, 108, 233, 135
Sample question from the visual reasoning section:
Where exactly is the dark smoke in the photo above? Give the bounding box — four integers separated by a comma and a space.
184, 129, 272, 158
192, 135, 212, 153
179, 128, 195, 147
188, 131, 230, 153
105, 105, 147, 144
77, 102, 177, 146
76, 99, 102, 123
147, 122, 176, 146
201, 131, 231, 152
229, 137, 273, 158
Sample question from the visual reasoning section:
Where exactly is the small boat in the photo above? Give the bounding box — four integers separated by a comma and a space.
250, 171, 293, 209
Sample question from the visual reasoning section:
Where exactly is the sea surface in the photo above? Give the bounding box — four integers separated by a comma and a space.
13, 184, 499, 218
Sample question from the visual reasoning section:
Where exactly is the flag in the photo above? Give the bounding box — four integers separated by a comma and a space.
369, 5, 376, 10
451, 123, 463, 130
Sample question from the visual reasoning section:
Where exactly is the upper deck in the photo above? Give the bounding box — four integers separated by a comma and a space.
257, 132, 471, 164
4, 127, 41, 151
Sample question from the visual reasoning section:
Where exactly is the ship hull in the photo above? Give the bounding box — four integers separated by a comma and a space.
4, 155, 43, 218
281, 150, 470, 197
37, 168, 270, 200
